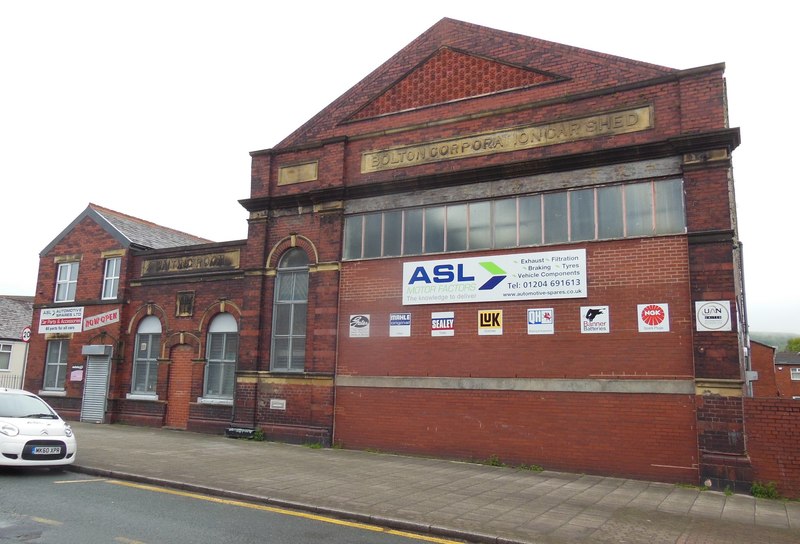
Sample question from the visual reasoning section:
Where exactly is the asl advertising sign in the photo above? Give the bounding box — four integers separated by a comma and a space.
402, 249, 586, 305
38, 307, 84, 334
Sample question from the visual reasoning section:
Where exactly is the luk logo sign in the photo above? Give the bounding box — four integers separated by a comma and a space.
478, 310, 502, 336
638, 304, 670, 333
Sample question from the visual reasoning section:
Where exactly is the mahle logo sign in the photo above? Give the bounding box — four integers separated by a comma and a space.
402, 249, 587, 305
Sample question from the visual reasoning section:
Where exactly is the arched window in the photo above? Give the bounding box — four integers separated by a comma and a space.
132, 316, 161, 395
205, 313, 238, 399
270, 248, 308, 372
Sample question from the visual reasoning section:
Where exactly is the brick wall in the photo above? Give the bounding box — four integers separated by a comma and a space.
335, 388, 698, 483
744, 398, 800, 498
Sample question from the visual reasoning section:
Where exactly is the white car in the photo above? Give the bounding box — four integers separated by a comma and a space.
0, 388, 77, 467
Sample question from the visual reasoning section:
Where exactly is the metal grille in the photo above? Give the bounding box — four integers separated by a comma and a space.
80, 355, 110, 423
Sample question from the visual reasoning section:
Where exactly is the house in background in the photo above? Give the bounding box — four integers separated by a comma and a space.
774, 351, 800, 399
0, 295, 34, 388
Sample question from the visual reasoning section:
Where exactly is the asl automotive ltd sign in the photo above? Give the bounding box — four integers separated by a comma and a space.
402, 249, 587, 305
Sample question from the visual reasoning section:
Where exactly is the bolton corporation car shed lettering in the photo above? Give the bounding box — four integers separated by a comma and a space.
361, 106, 652, 173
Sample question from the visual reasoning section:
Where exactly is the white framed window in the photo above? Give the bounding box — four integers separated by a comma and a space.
102, 257, 121, 300
270, 249, 308, 372
44, 339, 68, 390
790, 367, 800, 381
55, 262, 79, 302
131, 316, 161, 395
204, 313, 238, 399
0, 343, 11, 370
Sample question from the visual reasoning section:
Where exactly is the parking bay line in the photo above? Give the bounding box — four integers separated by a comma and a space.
107, 479, 463, 544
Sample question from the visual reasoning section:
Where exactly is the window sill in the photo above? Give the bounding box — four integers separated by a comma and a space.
38, 390, 66, 397
126, 393, 160, 401
197, 397, 233, 406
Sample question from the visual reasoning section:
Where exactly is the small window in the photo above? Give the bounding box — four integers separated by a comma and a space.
102, 257, 121, 300
790, 368, 800, 381
44, 340, 68, 390
0, 344, 11, 370
570, 189, 595, 242
625, 183, 653, 236
468, 201, 491, 250
424, 207, 445, 253
55, 262, 79, 302
543, 193, 568, 244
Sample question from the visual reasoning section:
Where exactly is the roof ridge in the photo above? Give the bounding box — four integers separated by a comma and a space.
88, 203, 212, 243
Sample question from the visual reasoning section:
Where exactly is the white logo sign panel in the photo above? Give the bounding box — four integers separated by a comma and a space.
527, 308, 555, 335
389, 313, 412, 337
349, 315, 371, 337
581, 306, 610, 334
637, 303, 670, 333
431, 311, 455, 337
695, 301, 732, 331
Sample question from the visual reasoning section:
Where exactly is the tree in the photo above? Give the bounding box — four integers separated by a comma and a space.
786, 337, 800, 352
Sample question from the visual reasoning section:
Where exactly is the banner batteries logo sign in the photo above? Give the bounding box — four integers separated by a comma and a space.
638, 303, 670, 333
349, 314, 371, 338
402, 249, 586, 305
431, 311, 455, 336
581, 306, 610, 334
389, 313, 412, 337
478, 310, 503, 336
527, 308, 555, 335
83, 308, 121, 331
38, 307, 84, 334
695, 301, 732, 331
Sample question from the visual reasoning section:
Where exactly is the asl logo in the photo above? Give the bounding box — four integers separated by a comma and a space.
406, 261, 506, 290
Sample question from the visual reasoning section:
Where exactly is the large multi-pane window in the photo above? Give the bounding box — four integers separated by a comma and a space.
343, 179, 685, 259
102, 257, 121, 300
54, 262, 79, 302
270, 249, 308, 372
132, 316, 161, 395
44, 339, 68, 390
204, 313, 238, 399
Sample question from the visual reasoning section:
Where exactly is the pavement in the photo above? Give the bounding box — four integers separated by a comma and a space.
68, 422, 800, 544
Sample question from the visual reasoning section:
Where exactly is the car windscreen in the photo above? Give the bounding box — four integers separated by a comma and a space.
0, 393, 57, 418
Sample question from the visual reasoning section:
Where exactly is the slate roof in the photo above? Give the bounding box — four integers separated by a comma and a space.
41, 204, 212, 256
273, 18, 679, 150
776, 352, 800, 365
0, 295, 33, 341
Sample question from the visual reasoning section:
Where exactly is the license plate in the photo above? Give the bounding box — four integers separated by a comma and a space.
32, 446, 61, 455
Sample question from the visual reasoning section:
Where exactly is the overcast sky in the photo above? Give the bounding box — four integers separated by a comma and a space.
1, 1, 796, 334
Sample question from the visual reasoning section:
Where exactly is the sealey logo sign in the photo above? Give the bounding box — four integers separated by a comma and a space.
402, 249, 587, 305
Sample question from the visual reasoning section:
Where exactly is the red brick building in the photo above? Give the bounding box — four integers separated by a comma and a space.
27, 19, 758, 490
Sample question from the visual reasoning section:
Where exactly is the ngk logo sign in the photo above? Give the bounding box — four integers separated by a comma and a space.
638, 303, 670, 332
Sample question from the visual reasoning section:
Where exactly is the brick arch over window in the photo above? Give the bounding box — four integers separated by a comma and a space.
266, 234, 318, 271
127, 303, 169, 336
197, 300, 242, 359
